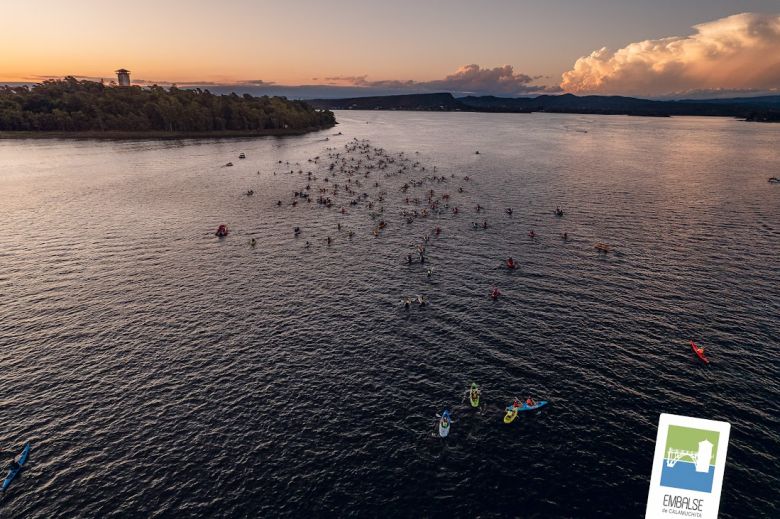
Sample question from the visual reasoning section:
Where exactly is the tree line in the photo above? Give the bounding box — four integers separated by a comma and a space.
0, 77, 336, 132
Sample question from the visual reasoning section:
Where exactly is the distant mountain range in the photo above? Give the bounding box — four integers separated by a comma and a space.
306, 93, 780, 121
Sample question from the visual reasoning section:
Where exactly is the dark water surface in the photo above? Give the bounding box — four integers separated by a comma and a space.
1, 112, 778, 517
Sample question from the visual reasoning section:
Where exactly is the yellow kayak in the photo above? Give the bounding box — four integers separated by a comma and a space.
503, 406, 518, 423
469, 383, 480, 408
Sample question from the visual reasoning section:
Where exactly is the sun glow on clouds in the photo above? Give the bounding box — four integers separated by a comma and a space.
561, 12, 780, 96
324, 64, 560, 96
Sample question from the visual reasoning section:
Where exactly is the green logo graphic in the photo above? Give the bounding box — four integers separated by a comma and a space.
661, 425, 720, 492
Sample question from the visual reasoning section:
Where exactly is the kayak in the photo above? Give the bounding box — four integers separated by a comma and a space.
438, 410, 451, 437
2, 442, 30, 492
517, 400, 548, 411
503, 406, 518, 423
469, 383, 480, 408
690, 340, 710, 364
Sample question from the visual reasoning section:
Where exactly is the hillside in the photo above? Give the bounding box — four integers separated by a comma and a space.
308, 92, 780, 120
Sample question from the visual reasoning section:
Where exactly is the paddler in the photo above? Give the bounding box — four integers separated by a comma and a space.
526, 396, 537, 407
6, 458, 19, 472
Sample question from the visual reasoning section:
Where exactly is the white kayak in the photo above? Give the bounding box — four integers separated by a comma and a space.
438, 410, 451, 437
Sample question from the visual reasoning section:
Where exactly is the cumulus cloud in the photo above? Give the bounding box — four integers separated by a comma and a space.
325, 65, 560, 96
561, 12, 780, 96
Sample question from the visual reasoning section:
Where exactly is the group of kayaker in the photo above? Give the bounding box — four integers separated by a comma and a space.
401, 295, 427, 309
217, 139, 587, 318
437, 384, 547, 436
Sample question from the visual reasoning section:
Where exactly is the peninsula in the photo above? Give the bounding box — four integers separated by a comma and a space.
0, 77, 336, 138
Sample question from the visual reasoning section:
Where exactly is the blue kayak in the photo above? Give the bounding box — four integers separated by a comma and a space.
2, 442, 30, 492
506, 400, 548, 412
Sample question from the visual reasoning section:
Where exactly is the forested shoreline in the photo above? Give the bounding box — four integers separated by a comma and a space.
0, 77, 335, 135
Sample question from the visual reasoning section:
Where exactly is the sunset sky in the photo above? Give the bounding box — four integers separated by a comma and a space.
2, 0, 779, 98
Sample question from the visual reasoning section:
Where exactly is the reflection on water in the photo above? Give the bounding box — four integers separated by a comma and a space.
0, 112, 778, 517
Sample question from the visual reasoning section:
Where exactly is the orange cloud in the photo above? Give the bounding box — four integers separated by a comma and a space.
561, 12, 780, 96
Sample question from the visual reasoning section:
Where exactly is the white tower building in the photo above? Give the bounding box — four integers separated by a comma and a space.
115, 69, 131, 87
695, 439, 713, 473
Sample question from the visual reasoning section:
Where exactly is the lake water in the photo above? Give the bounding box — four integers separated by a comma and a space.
1, 112, 778, 517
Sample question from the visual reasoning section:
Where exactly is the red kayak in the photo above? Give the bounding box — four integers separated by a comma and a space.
215, 224, 229, 237
506, 259, 517, 269
690, 340, 709, 364
491, 288, 501, 300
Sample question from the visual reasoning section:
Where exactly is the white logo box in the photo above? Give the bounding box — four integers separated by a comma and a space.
646, 413, 731, 519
